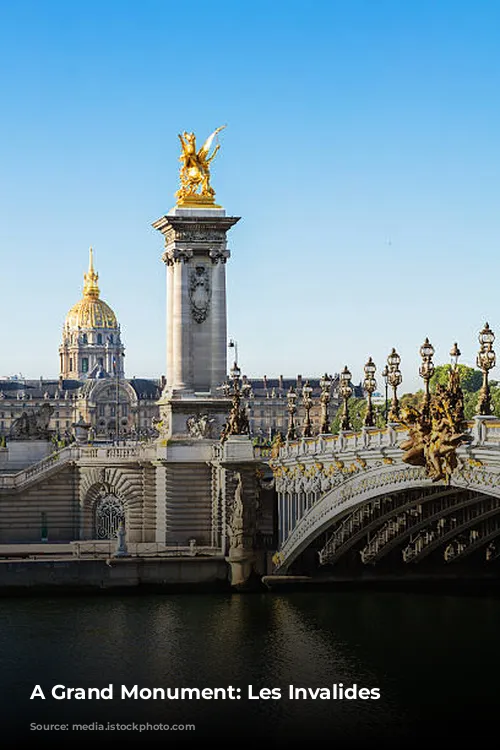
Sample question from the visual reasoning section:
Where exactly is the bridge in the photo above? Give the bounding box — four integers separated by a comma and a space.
270, 415, 500, 576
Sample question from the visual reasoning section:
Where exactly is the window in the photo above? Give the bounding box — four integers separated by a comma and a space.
97, 333, 102, 344
109, 334, 113, 344
82, 333, 88, 344
98, 404, 105, 416
69, 358, 73, 371
122, 404, 128, 417
98, 357, 104, 367
110, 406, 116, 417
82, 358, 89, 373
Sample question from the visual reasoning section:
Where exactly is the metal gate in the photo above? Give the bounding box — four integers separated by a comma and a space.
94, 495, 124, 539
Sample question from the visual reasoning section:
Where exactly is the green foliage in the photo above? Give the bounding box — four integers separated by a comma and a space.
491, 384, 500, 416
400, 390, 425, 410
431, 364, 482, 393
463, 390, 479, 420
331, 398, 386, 434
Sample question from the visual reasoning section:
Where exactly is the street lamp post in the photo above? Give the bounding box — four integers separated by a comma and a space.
228, 339, 238, 365
301, 380, 313, 437
381, 365, 389, 425
419, 338, 435, 418
286, 386, 297, 440
220, 361, 250, 441
339, 366, 353, 431
387, 348, 402, 422
477, 323, 496, 416
319, 373, 332, 434
450, 342, 461, 370
363, 357, 377, 427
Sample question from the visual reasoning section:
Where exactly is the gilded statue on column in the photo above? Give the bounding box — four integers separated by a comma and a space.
175, 126, 226, 207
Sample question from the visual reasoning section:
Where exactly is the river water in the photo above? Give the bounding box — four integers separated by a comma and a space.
1, 590, 498, 746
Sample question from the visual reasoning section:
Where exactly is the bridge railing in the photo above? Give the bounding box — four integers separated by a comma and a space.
277, 417, 500, 460
278, 426, 407, 460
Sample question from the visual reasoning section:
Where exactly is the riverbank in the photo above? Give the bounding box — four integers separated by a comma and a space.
0, 557, 499, 596
262, 571, 500, 595
0, 555, 231, 594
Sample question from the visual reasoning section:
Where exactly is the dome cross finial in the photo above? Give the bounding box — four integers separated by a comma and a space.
83, 246, 100, 298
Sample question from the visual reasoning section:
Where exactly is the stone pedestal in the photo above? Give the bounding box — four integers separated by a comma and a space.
6, 440, 53, 471
155, 392, 231, 443
220, 436, 260, 588
472, 414, 499, 446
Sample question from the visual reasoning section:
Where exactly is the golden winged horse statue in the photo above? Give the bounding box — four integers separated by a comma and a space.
176, 125, 226, 205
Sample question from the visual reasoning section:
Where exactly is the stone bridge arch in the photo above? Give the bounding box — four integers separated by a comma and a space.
274, 462, 500, 573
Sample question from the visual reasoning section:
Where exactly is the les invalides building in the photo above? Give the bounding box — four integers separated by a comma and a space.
0, 248, 162, 443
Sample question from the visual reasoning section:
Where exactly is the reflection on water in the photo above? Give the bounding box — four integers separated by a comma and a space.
1, 591, 498, 744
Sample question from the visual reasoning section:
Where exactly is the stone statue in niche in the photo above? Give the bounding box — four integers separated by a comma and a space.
189, 266, 211, 323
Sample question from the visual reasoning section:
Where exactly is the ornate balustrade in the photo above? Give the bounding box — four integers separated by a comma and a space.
70, 541, 221, 558
0, 442, 159, 491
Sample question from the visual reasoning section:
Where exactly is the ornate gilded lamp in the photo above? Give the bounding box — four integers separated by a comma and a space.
387, 348, 402, 422
220, 361, 249, 441
319, 373, 332, 434
477, 323, 496, 416
339, 366, 353, 431
286, 387, 298, 440
419, 338, 435, 416
363, 357, 377, 427
230, 361, 241, 385
301, 380, 313, 437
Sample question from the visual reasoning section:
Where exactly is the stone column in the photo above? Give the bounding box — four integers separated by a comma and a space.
210, 253, 228, 393
171, 253, 192, 392
166, 261, 174, 387
153, 210, 239, 401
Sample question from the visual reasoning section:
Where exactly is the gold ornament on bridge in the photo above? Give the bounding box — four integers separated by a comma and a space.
175, 126, 226, 207
399, 344, 472, 484
220, 361, 250, 442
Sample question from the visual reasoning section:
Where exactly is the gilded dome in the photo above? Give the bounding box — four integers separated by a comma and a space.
66, 297, 118, 330
65, 248, 118, 330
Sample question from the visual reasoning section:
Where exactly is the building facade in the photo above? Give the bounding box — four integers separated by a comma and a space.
0, 250, 351, 443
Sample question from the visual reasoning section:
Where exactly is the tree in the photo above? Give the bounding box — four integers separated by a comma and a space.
431, 365, 482, 393
400, 390, 425, 410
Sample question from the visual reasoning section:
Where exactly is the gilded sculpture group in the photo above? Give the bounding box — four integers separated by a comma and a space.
399, 366, 471, 484
175, 125, 226, 206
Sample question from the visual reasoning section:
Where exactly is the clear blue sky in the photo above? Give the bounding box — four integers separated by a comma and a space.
1, 0, 499, 392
